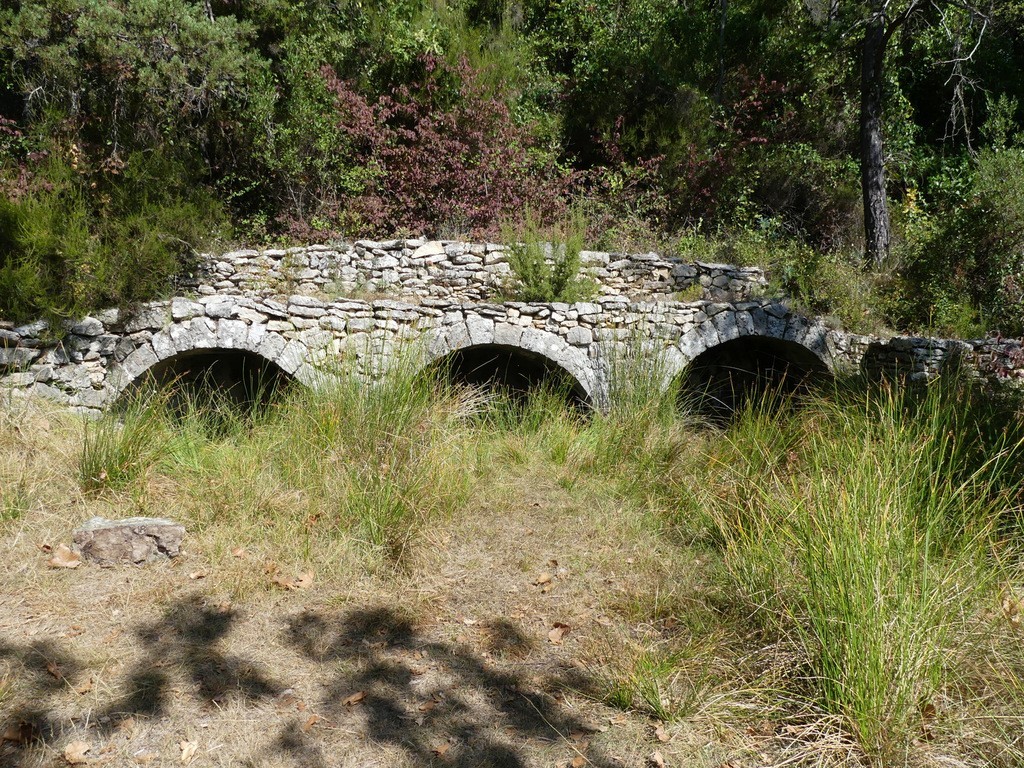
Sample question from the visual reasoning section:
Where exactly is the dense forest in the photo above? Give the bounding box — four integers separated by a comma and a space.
0, 0, 1022, 337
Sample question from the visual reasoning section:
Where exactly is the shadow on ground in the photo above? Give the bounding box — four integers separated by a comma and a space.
1, 596, 616, 768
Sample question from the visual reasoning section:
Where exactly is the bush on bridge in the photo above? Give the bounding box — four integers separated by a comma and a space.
0, 152, 225, 327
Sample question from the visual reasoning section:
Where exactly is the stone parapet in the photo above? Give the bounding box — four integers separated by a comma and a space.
179, 240, 767, 304
2, 239, 1022, 414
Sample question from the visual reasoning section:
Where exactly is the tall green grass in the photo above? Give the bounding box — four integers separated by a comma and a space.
680, 378, 1024, 761
565, 340, 691, 505
77, 349, 479, 564
266, 352, 479, 561
80, 392, 171, 493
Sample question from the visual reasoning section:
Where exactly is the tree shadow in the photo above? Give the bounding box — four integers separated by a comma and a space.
280, 606, 616, 768
2, 598, 617, 768
1, 593, 281, 767
0, 637, 85, 752
104, 593, 281, 720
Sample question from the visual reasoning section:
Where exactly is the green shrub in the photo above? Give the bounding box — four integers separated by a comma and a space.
894, 149, 1024, 338
504, 214, 596, 302
0, 152, 225, 327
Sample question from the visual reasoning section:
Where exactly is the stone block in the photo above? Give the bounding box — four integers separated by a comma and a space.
217, 319, 248, 349
71, 317, 104, 337
123, 305, 169, 333
565, 326, 593, 346
0, 347, 40, 367
73, 516, 184, 565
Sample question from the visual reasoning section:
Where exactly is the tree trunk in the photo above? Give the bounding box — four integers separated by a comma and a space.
715, 0, 728, 104
860, 8, 891, 269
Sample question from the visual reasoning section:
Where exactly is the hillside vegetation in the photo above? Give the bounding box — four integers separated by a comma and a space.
1, 0, 1023, 336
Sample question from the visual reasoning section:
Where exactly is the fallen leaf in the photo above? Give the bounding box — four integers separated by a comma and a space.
301, 714, 321, 733
648, 751, 666, 768
535, 572, 552, 586
571, 755, 587, 768
548, 622, 571, 645
64, 740, 91, 765
179, 739, 198, 763
432, 743, 450, 757
1002, 595, 1021, 626
187, 570, 207, 580
231, 547, 247, 558
293, 571, 314, 589
133, 749, 157, 765
49, 544, 81, 569
270, 574, 295, 590
342, 690, 366, 706
418, 700, 437, 713
75, 676, 95, 695
654, 723, 670, 743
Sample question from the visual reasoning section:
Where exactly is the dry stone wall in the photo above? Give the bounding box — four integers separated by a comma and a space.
183, 239, 767, 303
1, 239, 1022, 414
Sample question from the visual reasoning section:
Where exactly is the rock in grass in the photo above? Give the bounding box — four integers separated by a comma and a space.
72, 517, 185, 565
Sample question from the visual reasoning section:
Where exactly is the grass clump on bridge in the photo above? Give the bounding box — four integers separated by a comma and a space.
503, 214, 597, 304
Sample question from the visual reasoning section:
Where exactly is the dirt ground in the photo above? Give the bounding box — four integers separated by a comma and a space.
1, 431, 767, 768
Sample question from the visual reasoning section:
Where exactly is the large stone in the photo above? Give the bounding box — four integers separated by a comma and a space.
72, 516, 185, 565
0, 347, 41, 367
70, 317, 104, 337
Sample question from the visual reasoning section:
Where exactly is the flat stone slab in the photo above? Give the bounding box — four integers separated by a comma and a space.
72, 516, 185, 565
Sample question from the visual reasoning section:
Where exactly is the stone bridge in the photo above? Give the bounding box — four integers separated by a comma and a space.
1, 239, 1022, 415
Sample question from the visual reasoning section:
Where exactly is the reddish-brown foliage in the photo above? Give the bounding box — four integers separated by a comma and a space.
322, 55, 571, 237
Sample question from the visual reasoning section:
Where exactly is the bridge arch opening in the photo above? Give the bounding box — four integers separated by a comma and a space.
121, 349, 294, 414
428, 344, 591, 408
680, 336, 829, 420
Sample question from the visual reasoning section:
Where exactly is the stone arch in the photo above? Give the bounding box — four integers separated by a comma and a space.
107, 318, 317, 405
674, 306, 834, 418
424, 319, 599, 406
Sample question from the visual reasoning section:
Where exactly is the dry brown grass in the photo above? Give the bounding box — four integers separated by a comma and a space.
3, 382, 1024, 768
0, 401, 745, 768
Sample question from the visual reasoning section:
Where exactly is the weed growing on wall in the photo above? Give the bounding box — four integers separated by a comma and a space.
503, 213, 596, 303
